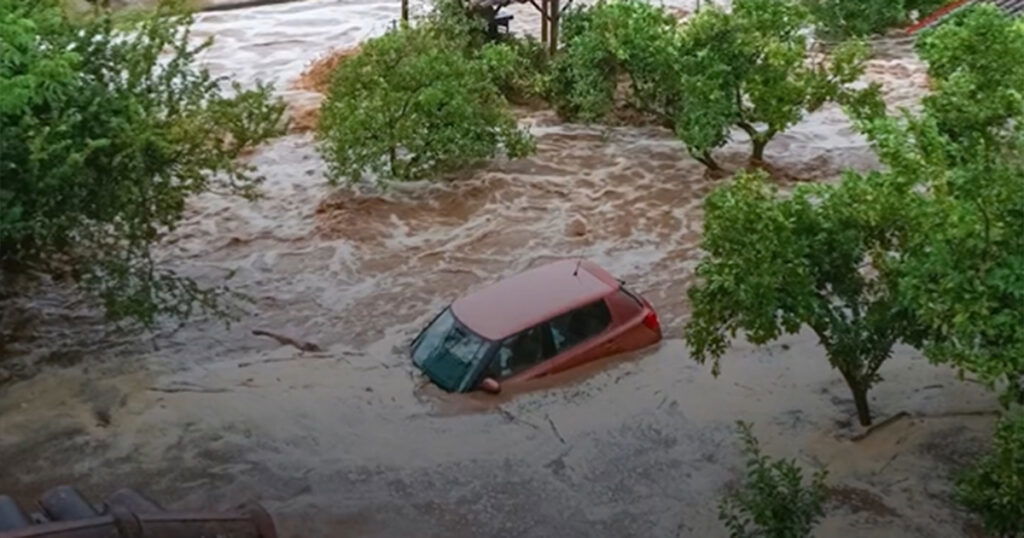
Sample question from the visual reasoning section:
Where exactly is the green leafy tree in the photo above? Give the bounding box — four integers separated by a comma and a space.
955, 411, 1024, 538
676, 0, 878, 166
853, 5, 1024, 404
719, 421, 828, 538
914, 5, 1024, 147
317, 24, 534, 184
804, 0, 907, 38
687, 5, 1024, 428
685, 170, 915, 426
0, 0, 284, 326
547, 0, 679, 122
549, 0, 877, 170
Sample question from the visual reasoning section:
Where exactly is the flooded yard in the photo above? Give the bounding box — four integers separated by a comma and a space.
0, 1, 999, 536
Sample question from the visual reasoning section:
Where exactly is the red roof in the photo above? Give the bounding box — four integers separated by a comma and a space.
451, 260, 618, 341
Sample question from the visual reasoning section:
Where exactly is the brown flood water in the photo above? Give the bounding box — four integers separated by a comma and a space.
0, 1, 998, 537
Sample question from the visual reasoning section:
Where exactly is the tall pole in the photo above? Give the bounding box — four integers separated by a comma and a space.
401, 0, 409, 23
549, 0, 559, 55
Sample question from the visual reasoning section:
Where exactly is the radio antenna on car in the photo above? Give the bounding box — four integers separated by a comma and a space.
572, 258, 582, 277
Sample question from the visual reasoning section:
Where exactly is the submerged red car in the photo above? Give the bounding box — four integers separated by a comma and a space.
411, 260, 662, 393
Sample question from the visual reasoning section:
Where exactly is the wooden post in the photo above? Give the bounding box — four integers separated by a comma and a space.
541, 0, 549, 45
549, 0, 559, 55
401, 0, 409, 23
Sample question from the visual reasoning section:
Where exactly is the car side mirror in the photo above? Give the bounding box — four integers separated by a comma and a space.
479, 377, 501, 394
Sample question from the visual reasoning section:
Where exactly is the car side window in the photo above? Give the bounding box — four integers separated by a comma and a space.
491, 324, 555, 378
548, 300, 612, 354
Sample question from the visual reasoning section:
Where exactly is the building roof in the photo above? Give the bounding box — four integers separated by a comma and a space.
451, 260, 619, 341
908, 0, 1024, 34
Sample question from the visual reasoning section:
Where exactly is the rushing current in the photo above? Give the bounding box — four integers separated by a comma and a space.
0, 1, 998, 537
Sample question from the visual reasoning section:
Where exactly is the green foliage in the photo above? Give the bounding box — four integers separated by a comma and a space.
317, 24, 534, 184
804, 0, 907, 38
549, 0, 876, 169
686, 5, 1024, 428
719, 421, 828, 538
852, 5, 1024, 404
481, 36, 549, 104
682, 0, 878, 164
427, 0, 486, 46
955, 411, 1024, 538
905, 0, 948, 17
685, 170, 914, 426
0, 0, 284, 327
915, 5, 1024, 146
547, 0, 678, 122
804, 0, 950, 38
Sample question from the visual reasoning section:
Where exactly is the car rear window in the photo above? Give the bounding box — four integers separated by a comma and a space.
548, 300, 612, 353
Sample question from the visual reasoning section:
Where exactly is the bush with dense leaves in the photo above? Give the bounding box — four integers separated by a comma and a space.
481, 36, 549, 104
955, 411, 1024, 538
546, 0, 679, 122
0, 0, 284, 326
719, 421, 828, 538
317, 23, 534, 184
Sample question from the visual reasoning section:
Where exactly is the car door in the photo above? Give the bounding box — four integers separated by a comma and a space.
541, 299, 615, 376
488, 323, 557, 380
493, 299, 613, 383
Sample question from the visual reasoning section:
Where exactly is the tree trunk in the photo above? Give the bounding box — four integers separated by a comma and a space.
695, 151, 721, 172
401, 0, 409, 23
751, 137, 767, 163
851, 382, 872, 427
549, 0, 560, 56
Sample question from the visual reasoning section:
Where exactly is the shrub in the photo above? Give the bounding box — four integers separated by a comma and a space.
956, 411, 1024, 538
316, 25, 534, 184
719, 421, 828, 538
481, 36, 549, 104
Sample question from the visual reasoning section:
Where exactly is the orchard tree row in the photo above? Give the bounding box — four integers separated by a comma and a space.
684, 6, 1023, 537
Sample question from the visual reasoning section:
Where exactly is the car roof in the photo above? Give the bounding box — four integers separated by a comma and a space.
451, 259, 619, 341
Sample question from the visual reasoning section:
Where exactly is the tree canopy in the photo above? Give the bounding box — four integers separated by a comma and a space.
719, 421, 828, 537
0, 0, 284, 326
685, 169, 914, 426
549, 0, 878, 170
854, 4, 1024, 404
685, 4, 1023, 424
316, 14, 535, 184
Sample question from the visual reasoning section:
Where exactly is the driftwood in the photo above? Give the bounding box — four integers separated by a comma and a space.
251, 329, 322, 352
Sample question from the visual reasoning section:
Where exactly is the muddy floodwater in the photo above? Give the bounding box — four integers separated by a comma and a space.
0, 1, 1001, 537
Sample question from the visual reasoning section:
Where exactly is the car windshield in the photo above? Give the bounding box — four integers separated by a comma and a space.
411, 308, 490, 392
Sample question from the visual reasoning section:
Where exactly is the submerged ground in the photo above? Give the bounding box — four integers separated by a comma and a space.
0, 1, 1001, 536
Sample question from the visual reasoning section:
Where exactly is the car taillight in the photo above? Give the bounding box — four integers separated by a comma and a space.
642, 310, 661, 334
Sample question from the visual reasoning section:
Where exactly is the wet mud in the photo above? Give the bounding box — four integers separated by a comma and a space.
0, 1, 995, 537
